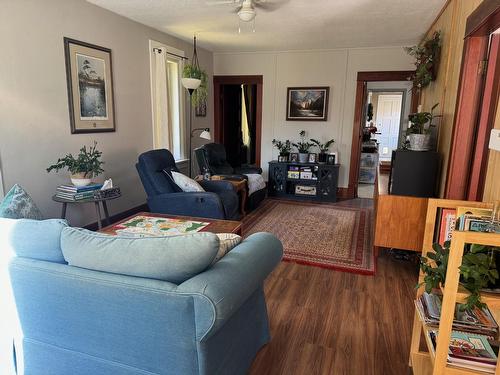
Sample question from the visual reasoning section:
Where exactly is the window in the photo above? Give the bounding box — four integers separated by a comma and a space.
149, 41, 185, 161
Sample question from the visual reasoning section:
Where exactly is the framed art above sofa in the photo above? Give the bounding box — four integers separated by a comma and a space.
286, 87, 329, 121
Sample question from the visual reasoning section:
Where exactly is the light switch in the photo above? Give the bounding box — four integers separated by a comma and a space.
489, 129, 500, 151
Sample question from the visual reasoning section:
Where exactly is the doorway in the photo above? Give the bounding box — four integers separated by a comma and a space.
213, 75, 263, 167
349, 72, 418, 199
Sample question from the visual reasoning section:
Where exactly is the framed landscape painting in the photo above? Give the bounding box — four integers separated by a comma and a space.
286, 87, 329, 121
64, 37, 115, 133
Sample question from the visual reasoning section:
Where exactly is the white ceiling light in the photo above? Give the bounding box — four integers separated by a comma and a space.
237, 0, 256, 22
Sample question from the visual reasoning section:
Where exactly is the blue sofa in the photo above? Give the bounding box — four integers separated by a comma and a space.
136, 149, 240, 220
3, 219, 283, 375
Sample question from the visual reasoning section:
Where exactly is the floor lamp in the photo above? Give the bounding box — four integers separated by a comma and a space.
189, 127, 212, 177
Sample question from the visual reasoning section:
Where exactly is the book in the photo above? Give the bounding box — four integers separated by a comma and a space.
438, 208, 456, 245
55, 190, 96, 201
456, 207, 493, 231
57, 183, 103, 193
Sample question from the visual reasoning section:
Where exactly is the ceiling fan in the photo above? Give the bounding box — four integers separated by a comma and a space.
207, 0, 286, 25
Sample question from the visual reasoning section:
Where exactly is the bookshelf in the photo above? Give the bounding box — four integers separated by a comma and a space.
410, 199, 495, 375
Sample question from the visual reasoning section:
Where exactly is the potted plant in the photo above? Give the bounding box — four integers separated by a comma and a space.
47, 142, 104, 187
310, 138, 335, 163
405, 31, 442, 91
419, 241, 500, 310
292, 130, 313, 163
407, 103, 439, 151
183, 64, 208, 107
272, 139, 292, 162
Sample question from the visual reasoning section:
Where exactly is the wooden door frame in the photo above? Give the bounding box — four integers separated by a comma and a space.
348, 71, 418, 199
213, 75, 263, 166
445, 0, 500, 200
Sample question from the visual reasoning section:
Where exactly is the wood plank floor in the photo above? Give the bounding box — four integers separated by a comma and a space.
245, 199, 419, 375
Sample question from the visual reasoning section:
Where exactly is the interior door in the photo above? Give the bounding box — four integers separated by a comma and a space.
374, 94, 402, 160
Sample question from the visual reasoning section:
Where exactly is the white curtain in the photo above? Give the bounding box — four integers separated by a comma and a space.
153, 50, 172, 150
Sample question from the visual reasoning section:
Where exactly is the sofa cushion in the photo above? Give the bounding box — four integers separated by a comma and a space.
0, 218, 67, 263
212, 233, 242, 264
0, 184, 43, 220
61, 227, 220, 283
171, 171, 204, 192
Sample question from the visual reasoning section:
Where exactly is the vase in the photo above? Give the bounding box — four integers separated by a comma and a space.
318, 152, 327, 163
408, 134, 431, 151
298, 153, 309, 163
70, 173, 93, 187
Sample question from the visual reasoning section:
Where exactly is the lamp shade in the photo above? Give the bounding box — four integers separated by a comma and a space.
200, 129, 211, 140
181, 78, 201, 90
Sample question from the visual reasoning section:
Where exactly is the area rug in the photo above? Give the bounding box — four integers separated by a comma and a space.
243, 200, 375, 275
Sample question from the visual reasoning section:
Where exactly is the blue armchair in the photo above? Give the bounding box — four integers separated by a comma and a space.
136, 149, 239, 220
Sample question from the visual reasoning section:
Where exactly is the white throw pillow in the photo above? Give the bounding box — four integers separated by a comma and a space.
171, 171, 205, 192
212, 233, 242, 264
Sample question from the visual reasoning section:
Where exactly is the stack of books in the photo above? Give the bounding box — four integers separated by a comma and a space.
415, 292, 498, 336
456, 206, 493, 232
55, 183, 103, 201
428, 330, 498, 373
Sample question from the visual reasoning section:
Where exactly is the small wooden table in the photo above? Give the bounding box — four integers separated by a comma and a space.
197, 175, 248, 216
99, 212, 243, 236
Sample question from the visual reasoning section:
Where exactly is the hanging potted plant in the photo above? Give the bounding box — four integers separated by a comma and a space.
310, 138, 335, 163
181, 35, 208, 107
46, 142, 104, 187
405, 31, 442, 91
407, 103, 439, 151
292, 130, 313, 163
272, 139, 292, 162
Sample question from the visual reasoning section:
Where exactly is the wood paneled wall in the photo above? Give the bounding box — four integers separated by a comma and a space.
483, 99, 500, 202
419, 0, 483, 197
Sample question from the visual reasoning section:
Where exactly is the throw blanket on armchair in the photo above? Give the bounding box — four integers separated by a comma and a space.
244, 174, 266, 196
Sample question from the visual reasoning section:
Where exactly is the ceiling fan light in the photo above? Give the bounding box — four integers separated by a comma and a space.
238, 8, 256, 22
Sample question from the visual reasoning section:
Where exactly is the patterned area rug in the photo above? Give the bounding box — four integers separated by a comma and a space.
243, 200, 375, 275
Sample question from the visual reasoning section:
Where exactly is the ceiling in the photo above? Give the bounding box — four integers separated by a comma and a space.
86, 0, 446, 53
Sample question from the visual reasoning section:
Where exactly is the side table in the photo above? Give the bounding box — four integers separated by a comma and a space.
196, 175, 248, 216
52, 192, 121, 229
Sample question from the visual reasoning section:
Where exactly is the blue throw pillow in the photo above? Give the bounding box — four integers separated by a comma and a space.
61, 227, 220, 283
0, 184, 43, 220
0, 218, 68, 263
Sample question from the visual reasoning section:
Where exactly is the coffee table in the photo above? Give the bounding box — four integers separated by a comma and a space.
99, 212, 242, 236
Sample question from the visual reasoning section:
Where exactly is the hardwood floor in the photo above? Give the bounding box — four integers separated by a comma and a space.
245, 199, 419, 375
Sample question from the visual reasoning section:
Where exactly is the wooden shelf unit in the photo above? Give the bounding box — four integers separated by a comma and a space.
410, 199, 495, 375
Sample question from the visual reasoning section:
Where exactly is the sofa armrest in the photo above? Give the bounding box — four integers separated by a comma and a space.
147, 192, 226, 219
177, 232, 283, 340
213, 174, 247, 181
198, 180, 234, 193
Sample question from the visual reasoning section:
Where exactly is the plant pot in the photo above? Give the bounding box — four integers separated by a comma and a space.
408, 134, 431, 151
70, 173, 93, 187
298, 153, 309, 163
318, 152, 327, 163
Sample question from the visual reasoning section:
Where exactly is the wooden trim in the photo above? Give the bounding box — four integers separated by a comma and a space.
347, 71, 416, 199
468, 34, 500, 201
445, 36, 490, 199
84, 203, 148, 231
424, 0, 453, 38
213, 75, 263, 167
465, 0, 500, 37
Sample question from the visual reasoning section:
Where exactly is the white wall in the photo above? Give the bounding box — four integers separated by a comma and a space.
214, 47, 414, 188
0, 0, 213, 226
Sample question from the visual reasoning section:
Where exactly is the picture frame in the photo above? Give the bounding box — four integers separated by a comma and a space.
308, 153, 317, 163
327, 153, 336, 165
290, 153, 299, 162
195, 98, 207, 117
64, 37, 116, 134
286, 87, 329, 121
278, 155, 288, 162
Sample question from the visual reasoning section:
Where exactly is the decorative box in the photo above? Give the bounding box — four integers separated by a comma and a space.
300, 172, 313, 180
295, 185, 316, 196
287, 171, 300, 179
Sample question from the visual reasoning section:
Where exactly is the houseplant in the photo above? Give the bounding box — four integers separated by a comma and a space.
419, 241, 500, 310
47, 142, 104, 186
310, 138, 335, 163
404, 31, 442, 91
272, 139, 292, 161
407, 103, 439, 151
292, 130, 313, 163
183, 64, 208, 107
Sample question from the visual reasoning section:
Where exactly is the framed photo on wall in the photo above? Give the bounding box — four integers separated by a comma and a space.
64, 37, 116, 134
286, 87, 329, 121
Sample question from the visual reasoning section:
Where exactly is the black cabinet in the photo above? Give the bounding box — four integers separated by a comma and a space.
268, 161, 339, 202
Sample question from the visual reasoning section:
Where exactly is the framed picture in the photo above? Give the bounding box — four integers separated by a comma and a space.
195, 98, 207, 117
64, 37, 115, 134
286, 87, 329, 121
327, 153, 336, 165
278, 155, 288, 162
290, 153, 298, 162
308, 153, 317, 163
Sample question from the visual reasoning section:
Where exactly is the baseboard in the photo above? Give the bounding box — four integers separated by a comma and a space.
84, 203, 149, 231
337, 187, 353, 199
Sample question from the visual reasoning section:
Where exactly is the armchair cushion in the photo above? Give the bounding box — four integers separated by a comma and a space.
171, 171, 204, 192
216, 190, 240, 219
61, 227, 220, 284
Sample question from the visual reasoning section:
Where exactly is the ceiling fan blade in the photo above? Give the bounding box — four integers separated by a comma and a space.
205, 0, 241, 5
254, 0, 289, 11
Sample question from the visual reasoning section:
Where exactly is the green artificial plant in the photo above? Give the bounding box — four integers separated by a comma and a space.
183, 64, 208, 107
292, 130, 313, 154
46, 142, 104, 178
310, 138, 335, 153
407, 103, 439, 135
405, 31, 442, 90
272, 139, 292, 156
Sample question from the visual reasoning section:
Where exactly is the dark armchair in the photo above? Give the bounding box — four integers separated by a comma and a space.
195, 143, 266, 211
136, 149, 239, 220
